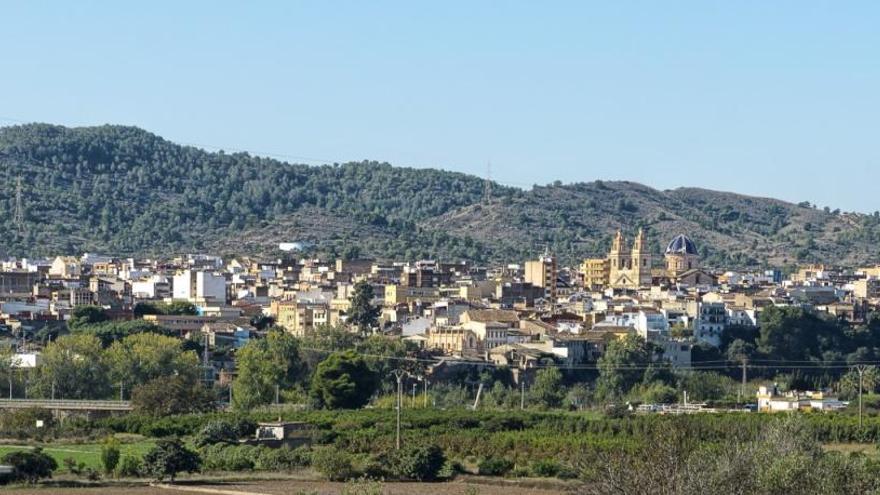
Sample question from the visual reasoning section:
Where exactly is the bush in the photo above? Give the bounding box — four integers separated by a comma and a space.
312, 447, 356, 481
201, 444, 255, 471
478, 457, 513, 476
530, 459, 561, 477
142, 438, 201, 482
101, 437, 121, 475
254, 446, 311, 471
116, 455, 142, 477
2, 448, 58, 484
0, 408, 55, 439
195, 421, 242, 448
387, 443, 445, 481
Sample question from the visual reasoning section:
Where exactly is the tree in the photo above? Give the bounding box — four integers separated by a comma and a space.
105, 333, 200, 396
2, 448, 57, 484
596, 335, 653, 400
101, 437, 121, 475
32, 334, 111, 399
133, 301, 198, 317
0, 347, 13, 398
387, 443, 446, 481
310, 350, 378, 409
71, 320, 169, 347
530, 367, 565, 409
347, 280, 380, 335
164, 301, 198, 316
131, 375, 215, 416
232, 330, 303, 410
838, 366, 880, 400
565, 383, 592, 410
68, 305, 108, 330
142, 438, 200, 482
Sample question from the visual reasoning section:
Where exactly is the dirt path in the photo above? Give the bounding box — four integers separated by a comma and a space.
151, 484, 273, 495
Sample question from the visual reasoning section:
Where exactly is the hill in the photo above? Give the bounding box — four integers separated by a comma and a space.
0, 123, 877, 268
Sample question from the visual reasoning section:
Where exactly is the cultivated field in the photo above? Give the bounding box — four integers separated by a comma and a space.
3, 479, 569, 495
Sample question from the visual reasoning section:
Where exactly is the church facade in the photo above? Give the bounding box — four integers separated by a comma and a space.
608, 229, 653, 289
581, 230, 702, 289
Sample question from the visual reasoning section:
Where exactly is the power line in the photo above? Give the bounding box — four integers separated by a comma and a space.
295, 345, 880, 372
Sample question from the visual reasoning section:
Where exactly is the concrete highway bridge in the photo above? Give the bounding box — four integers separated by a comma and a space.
0, 399, 132, 412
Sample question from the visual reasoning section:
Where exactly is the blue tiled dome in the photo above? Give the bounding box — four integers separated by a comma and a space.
665, 234, 698, 255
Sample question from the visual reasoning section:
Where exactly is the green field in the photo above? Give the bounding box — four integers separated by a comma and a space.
0, 439, 155, 473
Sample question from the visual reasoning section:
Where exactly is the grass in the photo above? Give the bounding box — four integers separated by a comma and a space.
0, 438, 155, 473
823, 442, 879, 458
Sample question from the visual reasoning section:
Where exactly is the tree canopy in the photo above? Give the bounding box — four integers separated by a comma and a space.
310, 350, 379, 409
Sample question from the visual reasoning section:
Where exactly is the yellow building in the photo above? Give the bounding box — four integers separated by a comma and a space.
271, 300, 333, 337
608, 229, 652, 289
581, 258, 610, 290
384, 285, 441, 305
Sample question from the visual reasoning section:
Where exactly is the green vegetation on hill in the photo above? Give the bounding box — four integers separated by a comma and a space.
1, 123, 878, 266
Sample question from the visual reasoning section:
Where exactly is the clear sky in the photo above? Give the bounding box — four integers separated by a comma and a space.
2, 2, 878, 211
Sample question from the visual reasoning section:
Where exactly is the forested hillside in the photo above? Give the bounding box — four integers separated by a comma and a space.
0, 123, 878, 267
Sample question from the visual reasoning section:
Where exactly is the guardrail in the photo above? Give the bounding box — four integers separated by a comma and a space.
0, 399, 132, 411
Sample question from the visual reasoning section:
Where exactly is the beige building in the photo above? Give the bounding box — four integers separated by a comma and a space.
524, 251, 557, 301
426, 327, 481, 354
853, 278, 880, 299
581, 258, 610, 290
384, 285, 440, 305
271, 300, 333, 337
609, 229, 652, 289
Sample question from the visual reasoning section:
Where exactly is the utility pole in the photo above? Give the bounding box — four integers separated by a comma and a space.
13, 176, 23, 232
483, 161, 492, 204
856, 365, 868, 429
423, 379, 428, 408
740, 358, 748, 403
275, 384, 280, 405
520, 379, 525, 410
390, 369, 408, 450
411, 383, 417, 403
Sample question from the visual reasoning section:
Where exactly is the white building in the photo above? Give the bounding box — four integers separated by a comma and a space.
172, 270, 227, 303
694, 302, 728, 347
635, 310, 669, 341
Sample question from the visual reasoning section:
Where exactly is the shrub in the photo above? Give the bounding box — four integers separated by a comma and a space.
254, 445, 311, 471
142, 438, 201, 482
437, 459, 461, 479
340, 478, 385, 495
312, 447, 356, 481
530, 459, 561, 477
101, 437, 121, 475
63, 457, 85, 475
201, 444, 255, 471
0, 408, 55, 439
2, 448, 58, 484
387, 443, 445, 481
482, 416, 524, 433
478, 457, 513, 476
195, 420, 241, 448
116, 455, 142, 477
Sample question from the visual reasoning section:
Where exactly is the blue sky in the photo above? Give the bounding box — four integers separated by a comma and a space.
2, 2, 878, 211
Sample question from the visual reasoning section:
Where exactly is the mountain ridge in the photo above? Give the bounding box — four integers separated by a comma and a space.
0, 123, 877, 268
